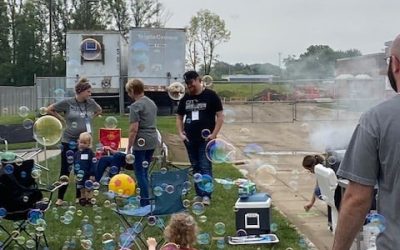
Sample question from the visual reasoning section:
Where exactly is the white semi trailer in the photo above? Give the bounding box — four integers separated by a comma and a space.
65, 28, 186, 113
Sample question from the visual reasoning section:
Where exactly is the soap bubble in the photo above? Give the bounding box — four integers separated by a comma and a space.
82, 224, 94, 237
38, 107, 47, 116
197, 232, 210, 245
54, 88, 65, 99
201, 129, 211, 139
193, 173, 203, 183
197, 174, 214, 193
22, 119, 34, 129
167, 82, 186, 100
205, 139, 237, 163
18, 106, 30, 118
243, 143, 264, 155
255, 164, 277, 186
33, 115, 63, 146
15, 158, 23, 166
137, 138, 146, 147
202, 75, 213, 88
84, 180, 93, 190
31, 169, 42, 179
270, 223, 278, 232
223, 109, 236, 123
214, 222, 226, 235
217, 238, 225, 249
192, 202, 205, 215
165, 185, 175, 194
153, 186, 163, 197
104, 116, 118, 129
71, 121, 78, 129
199, 215, 207, 223
125, 154, 135, 164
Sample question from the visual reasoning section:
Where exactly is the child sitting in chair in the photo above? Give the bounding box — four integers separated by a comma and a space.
147, 212, 198, 250
74, 132, 96, 205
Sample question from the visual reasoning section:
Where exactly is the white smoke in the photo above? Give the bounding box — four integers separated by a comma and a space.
309, 122, 357, 151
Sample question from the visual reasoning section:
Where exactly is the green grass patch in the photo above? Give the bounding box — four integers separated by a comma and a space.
213, 83, 292, 100
0, 115, 304, 249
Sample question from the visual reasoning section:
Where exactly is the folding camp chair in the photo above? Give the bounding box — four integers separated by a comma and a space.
0, 159, 67, 249
99, 128, 122, 151
114, 168, 190, 249
0, 124, 50, 184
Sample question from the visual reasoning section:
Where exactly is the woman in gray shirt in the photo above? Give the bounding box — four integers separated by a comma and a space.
125, 79, 158, 207
47, 78, 102, 205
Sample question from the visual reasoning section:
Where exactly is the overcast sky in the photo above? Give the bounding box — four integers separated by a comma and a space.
160, 0, 400, 65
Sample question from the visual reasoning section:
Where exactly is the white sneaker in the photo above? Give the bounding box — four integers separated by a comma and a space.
202, 196, 211, 206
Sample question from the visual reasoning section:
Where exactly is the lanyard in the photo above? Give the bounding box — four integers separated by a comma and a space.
75, 99, 88, 117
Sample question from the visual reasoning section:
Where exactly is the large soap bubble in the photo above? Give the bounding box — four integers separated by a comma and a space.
33, 115, 63, 146
167, 82, 186, 100
205, 139, 237, 163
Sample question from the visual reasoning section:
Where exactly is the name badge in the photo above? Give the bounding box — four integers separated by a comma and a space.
85, 117, 92, 133
81, 154, 89, 160
192, 111, 199, 121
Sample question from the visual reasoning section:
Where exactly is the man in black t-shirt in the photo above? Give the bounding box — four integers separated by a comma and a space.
176, 71, 224, 206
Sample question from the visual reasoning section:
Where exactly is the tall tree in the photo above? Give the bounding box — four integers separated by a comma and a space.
0, 0, 12, 84
13, 0, 48, 85
283, 45, 362, 79
188, 9, 230, 75
186, 22, 199, 71
130, 0, 169, 28
69, 0, 106, 30
103, 0, 130, 38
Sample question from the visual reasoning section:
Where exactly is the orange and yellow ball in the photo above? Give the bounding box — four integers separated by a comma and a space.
108, 173, 136, 196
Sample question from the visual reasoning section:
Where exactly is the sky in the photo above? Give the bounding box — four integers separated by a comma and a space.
159, 0, 400, 65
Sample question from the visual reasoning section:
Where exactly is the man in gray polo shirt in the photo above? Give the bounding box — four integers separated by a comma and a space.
333, 34, 400, 249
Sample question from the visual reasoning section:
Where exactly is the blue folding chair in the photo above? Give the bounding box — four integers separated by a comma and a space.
114, 167, 190, 249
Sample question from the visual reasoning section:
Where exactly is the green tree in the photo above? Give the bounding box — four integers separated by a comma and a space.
0, 0, 12, 84
283, 45, 362, 79
70, 0, 106, 30
188, 9, 230, 75
103, 0, 130, 38
130, 0, 170, 28
13, 0, 48, 85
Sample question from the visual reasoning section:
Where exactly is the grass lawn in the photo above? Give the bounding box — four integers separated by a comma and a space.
0, 114, 305, 249
212, 83, 292, 100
